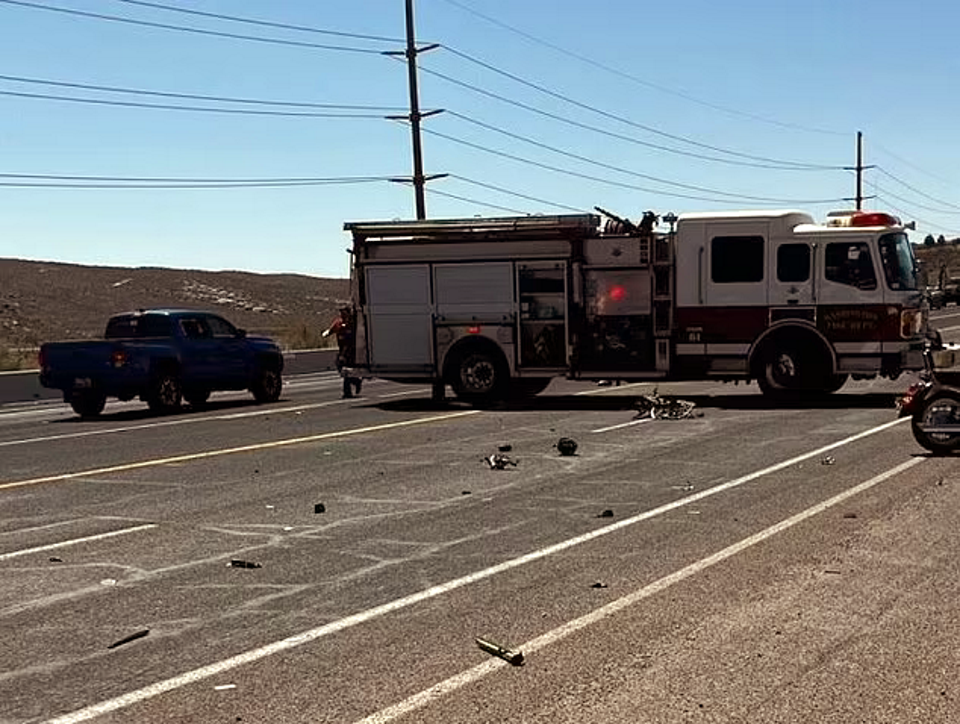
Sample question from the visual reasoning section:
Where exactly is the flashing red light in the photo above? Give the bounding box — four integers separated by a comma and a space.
111, 348, 128, 367
467, 325, 482, 335
609, 284, 626, 302
850, 211, 899, 228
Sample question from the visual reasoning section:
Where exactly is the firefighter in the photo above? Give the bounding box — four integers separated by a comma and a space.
323, 306, 362, 398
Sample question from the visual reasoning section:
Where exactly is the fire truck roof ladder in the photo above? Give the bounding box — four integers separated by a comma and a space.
344, 214, 600, 242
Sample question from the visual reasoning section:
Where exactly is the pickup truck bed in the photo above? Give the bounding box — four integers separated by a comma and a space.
39, 309, 284, 417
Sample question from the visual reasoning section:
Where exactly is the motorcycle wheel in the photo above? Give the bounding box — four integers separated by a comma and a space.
911, 389, 960, 455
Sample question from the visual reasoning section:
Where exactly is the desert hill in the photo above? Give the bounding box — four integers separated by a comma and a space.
0, 258, 349, 370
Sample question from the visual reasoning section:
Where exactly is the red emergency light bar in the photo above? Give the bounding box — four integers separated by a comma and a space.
826, 210, 901, 228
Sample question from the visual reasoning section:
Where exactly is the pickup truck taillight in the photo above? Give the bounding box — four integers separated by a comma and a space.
111, 348, 128, 368
37, 347, 47, 369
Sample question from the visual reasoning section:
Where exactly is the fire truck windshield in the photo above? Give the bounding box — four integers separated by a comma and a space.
878, 232, 919, 291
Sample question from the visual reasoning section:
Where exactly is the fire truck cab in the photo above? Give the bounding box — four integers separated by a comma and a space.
343, 208, 928, 404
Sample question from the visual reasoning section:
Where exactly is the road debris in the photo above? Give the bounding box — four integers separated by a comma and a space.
634, 389, 698, 420
100, 578, 117, 586
107, 629, 150, 650
214, 684, 237, 691
555, 437, 578, 456
229, 559, 262, 569
314, 503, 326, 514
590, 582, 608, 589
476, 637, 524, 666
821, 455, 836, 466
49, 557, 63, 563
843, 512, 858, 519
498, 443, 513, 452
485, 454, 517, 470
596, 509, 614, 518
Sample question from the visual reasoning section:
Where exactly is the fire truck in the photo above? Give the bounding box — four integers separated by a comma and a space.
342, 208, 930, 404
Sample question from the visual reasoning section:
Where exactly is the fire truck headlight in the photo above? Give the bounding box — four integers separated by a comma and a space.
900, 309, 922, 338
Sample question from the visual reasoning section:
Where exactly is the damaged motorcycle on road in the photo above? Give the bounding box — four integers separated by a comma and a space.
898, 344, 960, 455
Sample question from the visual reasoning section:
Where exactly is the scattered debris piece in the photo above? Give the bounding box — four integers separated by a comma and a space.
476, 637, 524, 666
49, 557, 63, 563
688, 510, 702, 516
634, 390, 698, 420
214, 684, 237, 691
596, 509, 614, 519
265, 505, 275, 510
485, 454, 517, 470
590, 582, 608, 589
100, 578, 117, 586
555, 437, 578, 456
497, 443, 513, 452
670, 483, 696, 492
314, 503, 326, 514
824, 569, 842, 575
107, 629, 149, 649
282, 526, 294, 531
229, 559, 262, 569
821, 455, 836, 466
461, 490, 472, 495
597, 380, 612, 387
842, 512, 858, 519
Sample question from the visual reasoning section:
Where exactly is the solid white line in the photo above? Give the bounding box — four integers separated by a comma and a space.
0, 524, 157, 561
591, 417, 653, 433
0, 410, 482, 492
0, 399, 368, 449
42, 416, 910, 724
356, 455, 925, 724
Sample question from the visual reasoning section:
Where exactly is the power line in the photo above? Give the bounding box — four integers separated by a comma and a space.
0, 89, 387, 118
0, 0, 386, 54
875, 196, 960, 237
0, 74, 408, 112
872, 183, 960, 216
417, 64, 834, 171
437, 0, 844, 137
449, 175, 586, 212
445, 110, 826, 201
425, 187, 528, 215
0, 173, 395, 188
110, 0, 405, 43
441, 46, 841, 170
875, 167, 960, 212
418, 124, 847, 205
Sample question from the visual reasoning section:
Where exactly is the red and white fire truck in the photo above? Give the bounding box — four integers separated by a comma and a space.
343, 207, 930, 404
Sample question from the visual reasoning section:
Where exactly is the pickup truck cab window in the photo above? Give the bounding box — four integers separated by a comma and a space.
179, 318, 210, 339
105, 314, 173, 338
205, 315, 239, 338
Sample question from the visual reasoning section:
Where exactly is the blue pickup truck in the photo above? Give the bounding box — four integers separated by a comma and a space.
39, 309, 284, 417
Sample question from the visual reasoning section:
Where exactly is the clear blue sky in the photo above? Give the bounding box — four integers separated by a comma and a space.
1, 0, 958, 278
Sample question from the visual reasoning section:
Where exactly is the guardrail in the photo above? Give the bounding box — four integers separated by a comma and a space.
0, 349, 338, 406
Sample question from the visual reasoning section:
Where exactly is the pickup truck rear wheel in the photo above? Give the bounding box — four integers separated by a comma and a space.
69, 391, 106, 418
251, 366, 282, 403
147, 372, 182, 414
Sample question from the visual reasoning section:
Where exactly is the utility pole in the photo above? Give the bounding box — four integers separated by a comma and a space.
845, 131, 874, 210
855, 130, 864, 210
386, 0, 443, 220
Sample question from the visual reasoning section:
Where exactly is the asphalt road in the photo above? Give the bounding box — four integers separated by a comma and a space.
1, 311, 960, 724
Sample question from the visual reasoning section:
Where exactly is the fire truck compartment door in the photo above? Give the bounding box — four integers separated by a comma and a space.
434, 263, 514, 321
365, 265, 434, 368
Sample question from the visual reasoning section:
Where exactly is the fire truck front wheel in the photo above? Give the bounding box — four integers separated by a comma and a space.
755, 340, 833, 400
448, 347, 509, 405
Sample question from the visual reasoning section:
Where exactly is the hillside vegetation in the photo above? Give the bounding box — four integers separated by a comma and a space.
0, 258, 349, 370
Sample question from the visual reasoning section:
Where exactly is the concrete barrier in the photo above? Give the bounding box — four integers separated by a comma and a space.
0, 349, 339, 406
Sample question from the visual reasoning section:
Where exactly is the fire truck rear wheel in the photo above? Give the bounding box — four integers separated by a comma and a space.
450, 348, 508, 405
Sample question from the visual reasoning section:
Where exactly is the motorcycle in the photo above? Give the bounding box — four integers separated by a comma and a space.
898, 344, 960, 455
